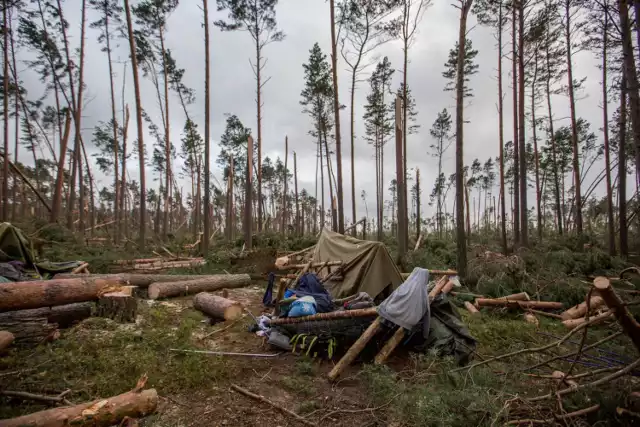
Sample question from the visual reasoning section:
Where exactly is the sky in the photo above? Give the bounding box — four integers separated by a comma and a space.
16, 0, 610, 225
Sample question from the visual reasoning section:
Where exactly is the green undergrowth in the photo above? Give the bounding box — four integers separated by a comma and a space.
0, 304, 234, 419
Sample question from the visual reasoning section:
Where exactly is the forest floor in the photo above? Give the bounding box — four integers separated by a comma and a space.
1, 224, 640, 426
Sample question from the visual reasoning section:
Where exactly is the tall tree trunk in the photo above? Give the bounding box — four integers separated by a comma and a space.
619, 0, 640, 184
602, 8, 615, 256
497, 0, 507, 252
349, 69, 357, 236
203, 0, 211, 254
329, 0, 344, 233
76, 0, 88, 235
518, 0, 528, 245
244, 136, 253, 249
121, 104, 129, 241
564, 0, 583, 236
456, 0, 474, 278
282, 136, 288, 235
395, 96, 406, 258
256, 38, 264, 233
511, 2, 520, 243
323, 129, 336, 232
319, 134, 325, 231
531, 49, 542, 240
159, 27, 171, 238
2, 0, 9, 221
545, 26, 563, 235
619, 71, 629, 258
105, 9, 120, 244
124, 0, 147, 248
415, 168, 420, 237
294, 151, 299, 235
375, 130, 381, 240
402, 31, 409, 247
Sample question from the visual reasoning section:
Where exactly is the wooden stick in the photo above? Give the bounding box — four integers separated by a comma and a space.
277, 261, 343, 271
428, 276, 448, 299
269, 307, 378, 325
0, 390, 70, 405
328, 317, 383, 381
70, 263, 89, 275
594, 276, 640, 352
230, 384, 316, 426
84, 220, 115, 232
413, 234, 423, 251
374, 326, 406, 365
401, 269, 457, 279
464, 301, 480, 315
506, 404, 600, 425
474, 299, 563, 310
496, 292, 530, 302
562, 310, 613, 330
527, 309, 562, 319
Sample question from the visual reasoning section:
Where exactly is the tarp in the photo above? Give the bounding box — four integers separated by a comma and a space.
312, 228, 403, 299
379, 267, 430, 332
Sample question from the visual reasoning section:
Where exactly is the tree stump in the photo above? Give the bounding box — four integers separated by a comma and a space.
96, 287, 137, 323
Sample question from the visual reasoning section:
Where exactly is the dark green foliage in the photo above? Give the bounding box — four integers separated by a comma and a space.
442, 38, 479, 97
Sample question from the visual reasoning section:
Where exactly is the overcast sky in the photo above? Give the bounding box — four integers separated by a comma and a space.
16, 0, 611, 225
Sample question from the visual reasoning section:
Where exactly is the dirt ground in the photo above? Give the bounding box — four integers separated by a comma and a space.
148, 286, 378, 427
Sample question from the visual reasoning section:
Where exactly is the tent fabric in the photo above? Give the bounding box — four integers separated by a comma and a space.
312, 228, 403, 299
378, 268, 430, 333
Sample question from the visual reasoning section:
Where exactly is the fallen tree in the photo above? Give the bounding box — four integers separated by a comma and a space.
52, 274, 224, 289
193, 293, 243, 321
0, 278, 126, 312
0, 303, 92, 344
474, 299, 563, 310
148, 274, 251, 300
0, 388, 157, 427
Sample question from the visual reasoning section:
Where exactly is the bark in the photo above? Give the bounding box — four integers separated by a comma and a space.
619, 0, 640, 190
2, 0, 9, 221
328, 316, 382, 381
124, 0, 147, 248
193, 293, 243, 321
497, 0, 507, 253
512, 1, 520, 242
374, 326, 405, 365
282, 137, 288, 235
148, 274, 251, 300
594, 276, 640, 352
518, 0, 528, 245
464, 301, 480, 315
0, 389, 158, 427
256, 35, 263, 233
53, 273, 230, 288
76, 0, 88, 234
11, 7, 18, 221
455, 1, 473, 278
245, 136, 253, 248
619, 71, 629, 258
474, 299, 564, 310
329, 0, 344, 233
0, 330, 14, 351
416, 168, 421, 237
203, 0, 211, 253
402, 23, 409, 247
0, 278, 126, 312
560, 296, 605, 320
350, 69, 357, 236
602, 8, 615, 255
531, 50, 542, 240
159, 27, 171, 238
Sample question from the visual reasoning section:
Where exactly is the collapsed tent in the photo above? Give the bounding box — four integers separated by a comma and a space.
311, 228, 403, 299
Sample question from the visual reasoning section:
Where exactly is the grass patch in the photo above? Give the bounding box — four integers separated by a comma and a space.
0, 304, 232, 419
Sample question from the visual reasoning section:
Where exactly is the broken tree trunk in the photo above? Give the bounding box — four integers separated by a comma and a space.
594, 276, 640, 352
497, 292, 530, 301
0, 330, 14, 352
0, 278, 126, 312
562, 310, 613, 330
328, 316, 382, 382
474, 299, 563, 310
193, 293, 243, 321
147, 274, 251, 300
0, 389, 157, 427
561, 296, 605, 320
96, 287, 137, 323
52, 274, 223, 289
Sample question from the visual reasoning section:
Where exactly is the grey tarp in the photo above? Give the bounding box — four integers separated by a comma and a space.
378, 268, 430, 333
312, 229, 403, 299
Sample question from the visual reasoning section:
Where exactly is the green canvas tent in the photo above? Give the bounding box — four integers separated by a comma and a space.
311, 229, 403, 299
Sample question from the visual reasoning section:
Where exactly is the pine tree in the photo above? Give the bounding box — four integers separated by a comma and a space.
442, 38, 479, 98
215, 0, 285, 233
429, 108, 452, 238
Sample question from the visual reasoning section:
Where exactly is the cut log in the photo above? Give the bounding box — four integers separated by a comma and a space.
497, 292, 530, 302
0, 278, 126, 312
0, 315, 57, 344
0, 331, 14, 352
464, 301, 480, 315
594, 276, 640, 352
96, 287, 137, 323
148, 274, 251, 300
442, 280, 455, 294
561, 296, 605, 320
193, 293, 243, 321
0, 388, 158, 427
474, 298, 563, 310
524, 312, 539, 327
428, 276, 449, 299
52, 274, 224, 289
328, 316, 382, 381
374, 326, 405, 365
562, 310, 613, 330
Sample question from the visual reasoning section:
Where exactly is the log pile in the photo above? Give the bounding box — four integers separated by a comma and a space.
0, 303, 92, 344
